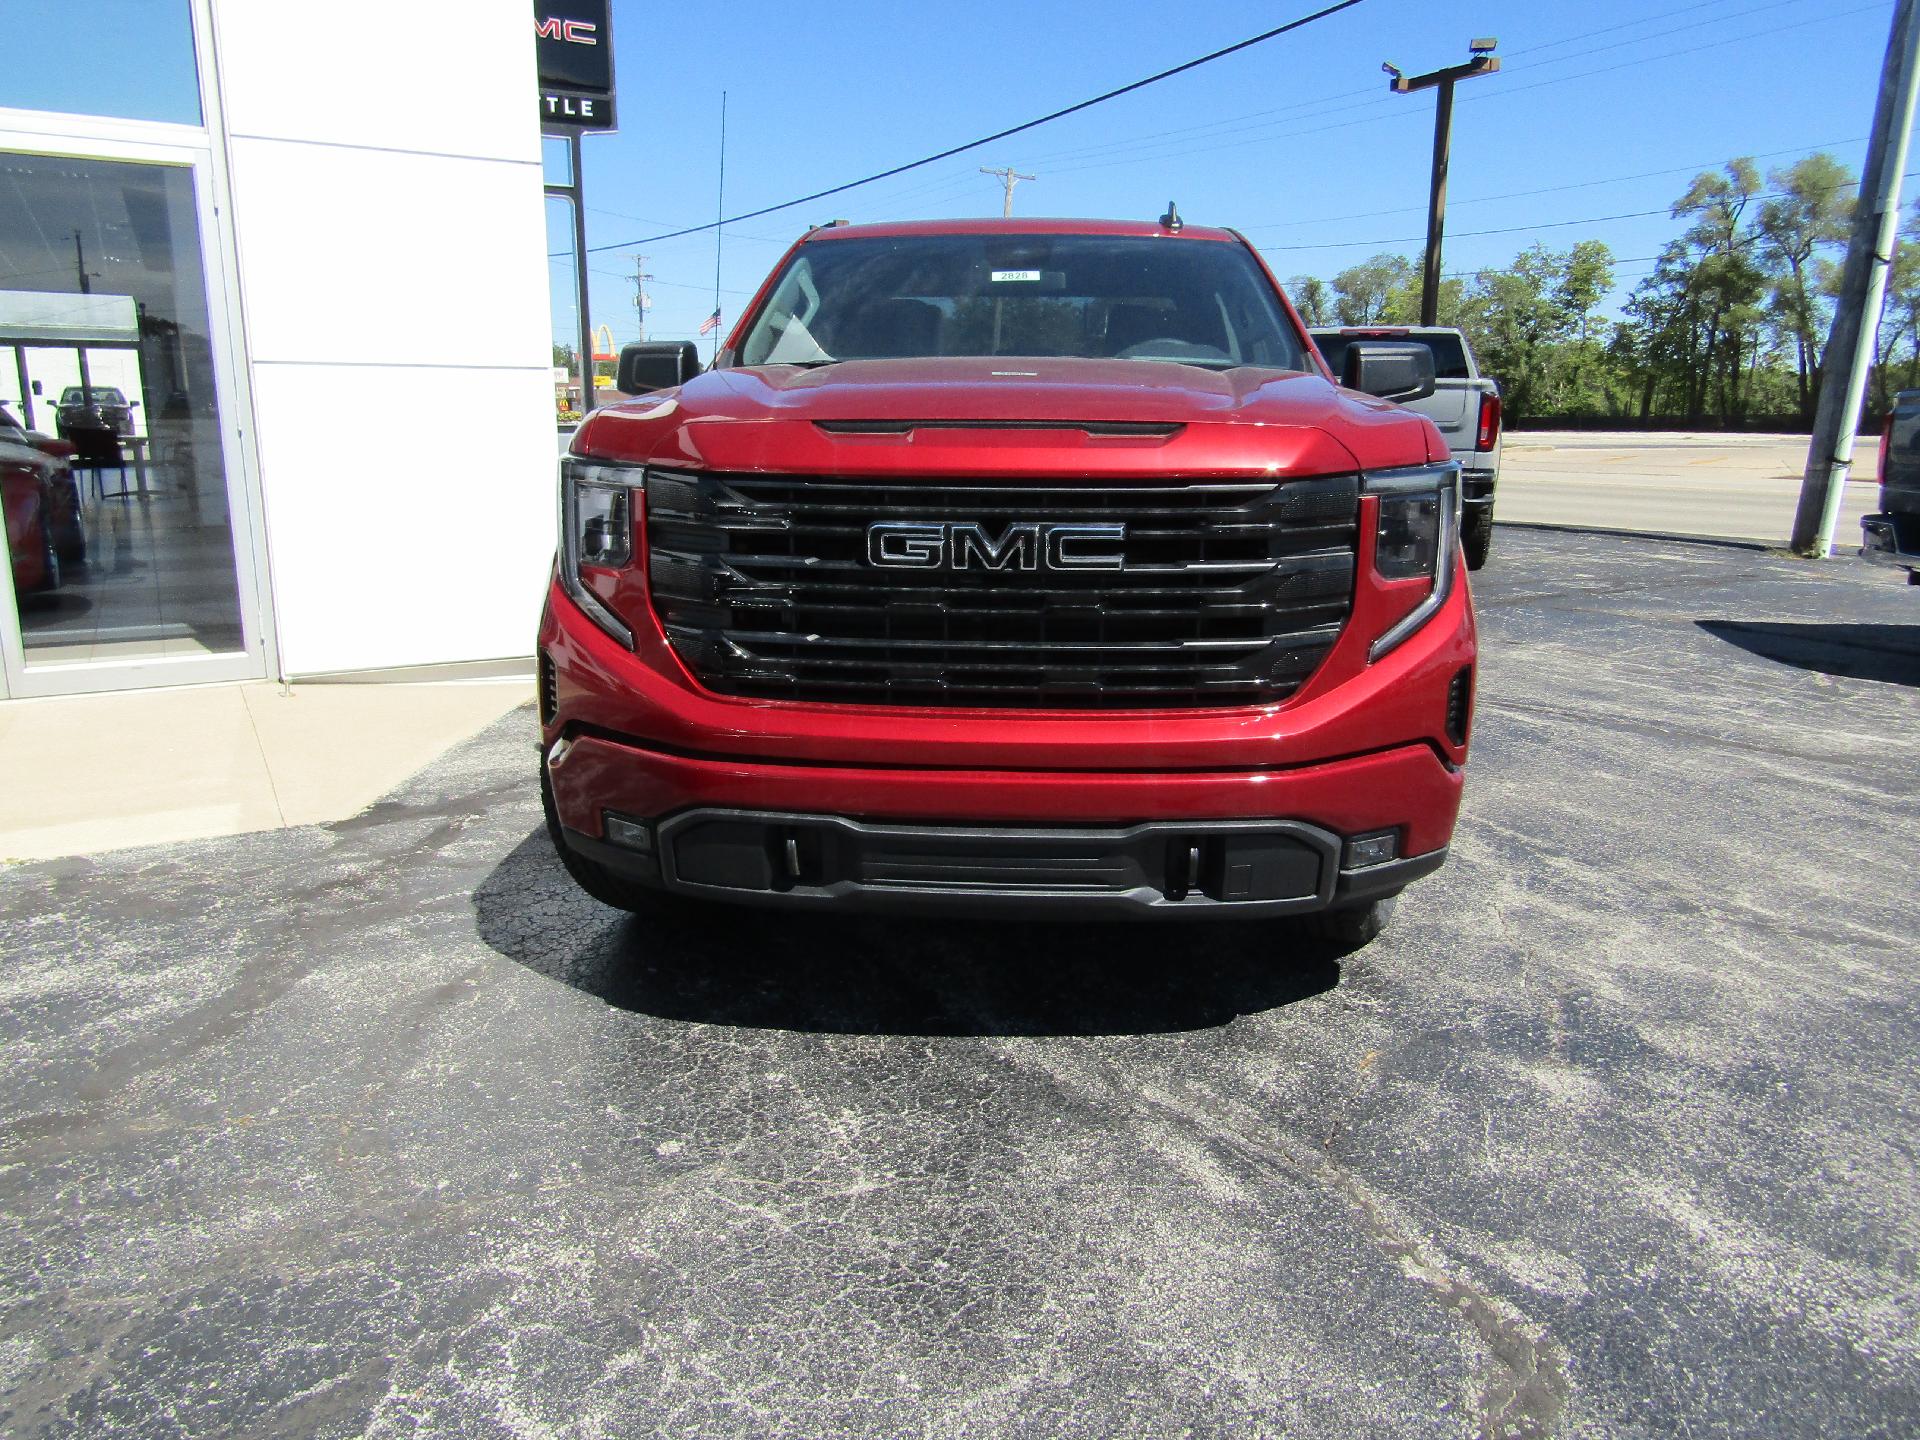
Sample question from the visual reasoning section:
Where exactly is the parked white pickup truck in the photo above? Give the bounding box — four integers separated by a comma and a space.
1310, 326, 1502, 569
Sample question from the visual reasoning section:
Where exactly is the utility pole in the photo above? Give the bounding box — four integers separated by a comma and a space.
631, 253, 652, 343
1384, 39, 1499, 326
980, 165, 1036, 218
1792, 0, 1920, 556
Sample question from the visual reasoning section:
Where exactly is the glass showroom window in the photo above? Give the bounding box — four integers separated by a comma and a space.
0, 153, 245, 666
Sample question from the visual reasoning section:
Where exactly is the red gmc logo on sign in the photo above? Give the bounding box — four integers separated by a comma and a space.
535, 16, 598, 44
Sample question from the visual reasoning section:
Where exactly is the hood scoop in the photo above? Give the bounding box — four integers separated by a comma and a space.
813, 418, 1184, 438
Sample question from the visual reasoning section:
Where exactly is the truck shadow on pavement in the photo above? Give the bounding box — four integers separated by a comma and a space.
1696, 620, 1920, 687
471, 829, 1350, 1036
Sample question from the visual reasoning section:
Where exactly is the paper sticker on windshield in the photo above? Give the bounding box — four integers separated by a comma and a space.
990, 269, 1042, 283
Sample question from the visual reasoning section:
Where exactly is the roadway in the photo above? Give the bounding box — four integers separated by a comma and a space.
1498, 430, 1881, 547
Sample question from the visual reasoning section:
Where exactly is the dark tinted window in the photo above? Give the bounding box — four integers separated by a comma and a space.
1314, 331, 1471, 381
739, 233, 1309, 371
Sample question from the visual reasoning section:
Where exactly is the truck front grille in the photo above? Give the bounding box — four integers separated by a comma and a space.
643, 470, 1359, 709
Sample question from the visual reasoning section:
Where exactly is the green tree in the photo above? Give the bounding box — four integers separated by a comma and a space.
1331, 254, 1414, 324
1873, 206, 1920, 410
1287, 274, 1332, 326
1671, 159, 1767, 419
1755, 152, 1855, 421
1457, 242, 1616, 421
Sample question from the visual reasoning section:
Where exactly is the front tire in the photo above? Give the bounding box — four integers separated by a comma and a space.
1463, 506, 1494, 571
540, 763, 679, 915
1298, 895, 1396, 948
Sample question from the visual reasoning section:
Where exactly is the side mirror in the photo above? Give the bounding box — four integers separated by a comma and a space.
1341, 341, 1435, 404
616, 340, 702, 395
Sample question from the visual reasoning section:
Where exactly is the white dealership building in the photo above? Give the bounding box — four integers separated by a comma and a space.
0, 1, 558, 700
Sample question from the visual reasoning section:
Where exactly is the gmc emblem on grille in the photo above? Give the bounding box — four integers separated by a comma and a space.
866, 520, 1127, 571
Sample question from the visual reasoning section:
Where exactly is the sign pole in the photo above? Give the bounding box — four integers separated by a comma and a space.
569, 132, 595, 413
536, 3, 617, 414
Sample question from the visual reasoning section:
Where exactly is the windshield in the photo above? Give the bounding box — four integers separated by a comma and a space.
736, 233, 1309, 371
60, 387, 126, 405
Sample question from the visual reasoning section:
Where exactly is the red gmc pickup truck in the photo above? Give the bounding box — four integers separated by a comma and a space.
538, 216, 1474, 946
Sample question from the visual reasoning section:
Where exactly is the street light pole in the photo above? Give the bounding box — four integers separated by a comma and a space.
1386, 40, 1499, 327
1791, 0, 1920, 556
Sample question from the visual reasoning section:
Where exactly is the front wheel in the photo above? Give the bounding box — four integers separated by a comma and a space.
540, 763, 682, 916
1298, 895, 1396, 948
1462, 506, 1494, 571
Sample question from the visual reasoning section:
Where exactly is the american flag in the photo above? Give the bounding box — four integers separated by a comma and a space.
698, 307, 722, 336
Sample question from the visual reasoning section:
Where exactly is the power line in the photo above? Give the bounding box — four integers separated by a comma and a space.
1000, 0, 1873, 193
563, 0, 1842, 260
1296, 165, 1914, 284
1000, 0, 1838, 181
1457, 0, 1889, 113
585, 0, 1372, 253
1007, 0, 1814, 175
1266, 207, 1670, 253
1266, 168, 1914, 254
586, 205, 791, 246
1244, 138, 1867, 231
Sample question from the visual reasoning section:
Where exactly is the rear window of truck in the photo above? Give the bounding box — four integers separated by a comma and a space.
1314, 331, 1471, 381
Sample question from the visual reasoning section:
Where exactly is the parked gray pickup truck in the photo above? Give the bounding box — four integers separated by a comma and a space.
1863, 390, 1920, 583
1311, 326, 1502, 569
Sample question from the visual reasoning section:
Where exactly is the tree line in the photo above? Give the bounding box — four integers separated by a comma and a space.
1283, 152, 1920, 428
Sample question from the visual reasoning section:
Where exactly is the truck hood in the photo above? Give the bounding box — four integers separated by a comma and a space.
577, 357, 1443, 475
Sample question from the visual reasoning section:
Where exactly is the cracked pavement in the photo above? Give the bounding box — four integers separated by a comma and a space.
2, 529, 1917, 1438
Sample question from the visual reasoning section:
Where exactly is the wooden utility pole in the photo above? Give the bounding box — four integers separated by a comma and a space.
1791, 0, 1920, 556
632, 253, 652, 342
980, 166, 1036, 218
1385, 40, 1499, 326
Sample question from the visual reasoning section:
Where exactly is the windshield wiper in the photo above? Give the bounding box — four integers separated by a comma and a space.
1121, 355, 1244, 370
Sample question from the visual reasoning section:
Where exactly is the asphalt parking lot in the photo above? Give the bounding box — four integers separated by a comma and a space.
3, 529, 1917, 1439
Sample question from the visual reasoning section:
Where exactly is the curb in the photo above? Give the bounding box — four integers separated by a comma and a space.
1493, 519, 1773, 554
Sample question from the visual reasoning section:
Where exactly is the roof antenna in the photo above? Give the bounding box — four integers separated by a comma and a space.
1159, 201, 1183, 233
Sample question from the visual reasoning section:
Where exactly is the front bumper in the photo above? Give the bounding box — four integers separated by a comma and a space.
1861, 512, 1920, 572
546, 731, 1460, 917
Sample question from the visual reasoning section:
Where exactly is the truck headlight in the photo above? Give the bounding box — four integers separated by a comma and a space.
1366, 462, 1460, 661
559, 457, 644, 647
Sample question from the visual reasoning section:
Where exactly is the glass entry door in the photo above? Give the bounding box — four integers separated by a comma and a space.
0, 141, 264, 696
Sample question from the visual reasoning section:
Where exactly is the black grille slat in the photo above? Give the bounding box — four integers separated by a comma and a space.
645, 470, 1359, 709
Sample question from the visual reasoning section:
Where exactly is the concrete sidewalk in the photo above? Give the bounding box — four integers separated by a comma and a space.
0, 677, 532, 862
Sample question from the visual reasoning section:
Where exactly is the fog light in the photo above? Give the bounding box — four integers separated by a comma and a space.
1347, 829, 1399, 869
603, 813, 654, 854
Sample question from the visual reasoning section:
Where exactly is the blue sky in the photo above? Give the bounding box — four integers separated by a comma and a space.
552, 0, 1897, 352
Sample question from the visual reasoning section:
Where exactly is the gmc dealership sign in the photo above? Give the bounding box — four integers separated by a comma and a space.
537, 0, 615, 131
